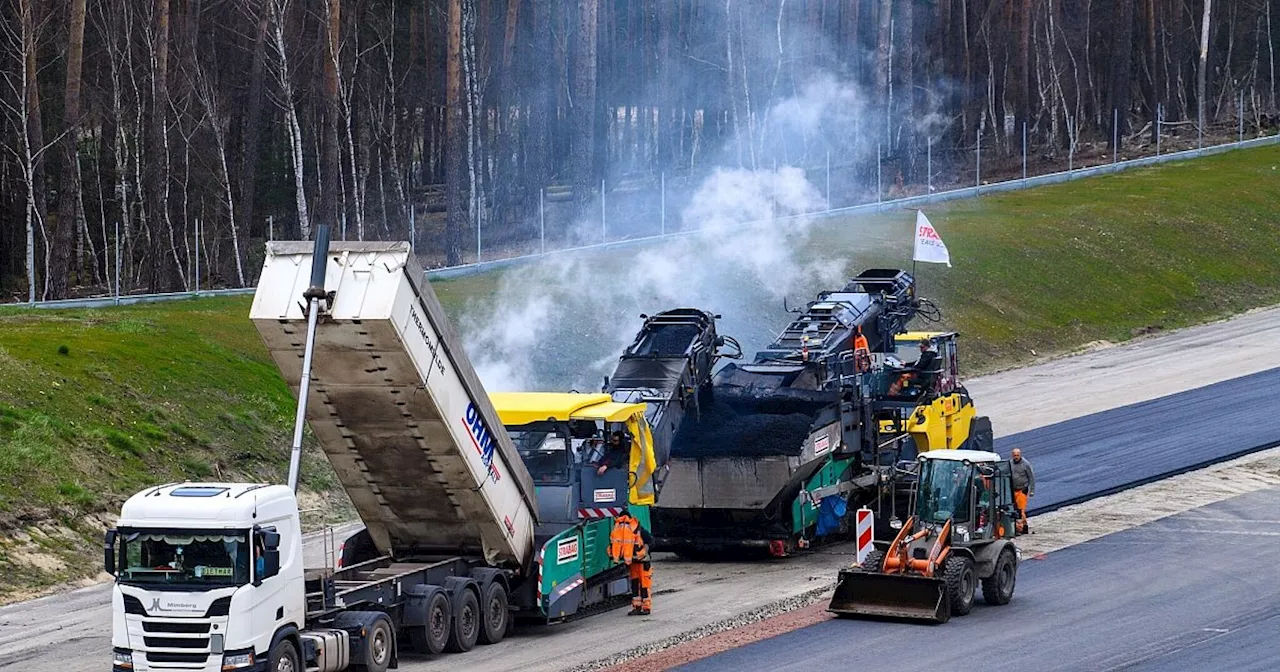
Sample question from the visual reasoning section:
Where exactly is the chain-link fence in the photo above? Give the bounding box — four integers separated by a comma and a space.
13, 118, 1279, 310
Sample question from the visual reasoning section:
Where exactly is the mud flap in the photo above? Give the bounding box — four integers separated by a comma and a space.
827, 569, 949, 624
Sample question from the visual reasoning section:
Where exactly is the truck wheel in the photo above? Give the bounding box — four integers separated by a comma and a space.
477, 581, 509, 645
354, 615, 393, 672
445, 589, 480, 653
408, 591, 451, 655
268, 639, 300, 672
942, 555, 976, 616
981, 547, 1017, 606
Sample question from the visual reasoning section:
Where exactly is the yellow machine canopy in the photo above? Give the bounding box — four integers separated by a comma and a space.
489, 393, 659, 505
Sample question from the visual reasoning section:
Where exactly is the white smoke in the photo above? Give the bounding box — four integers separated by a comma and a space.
461, 75, 874, 392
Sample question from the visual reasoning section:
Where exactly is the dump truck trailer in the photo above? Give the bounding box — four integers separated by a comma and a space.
105, 236, 638, 672
651, 270, 992, 556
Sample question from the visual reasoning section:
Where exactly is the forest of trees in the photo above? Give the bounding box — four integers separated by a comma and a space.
2, 0, 1277, 301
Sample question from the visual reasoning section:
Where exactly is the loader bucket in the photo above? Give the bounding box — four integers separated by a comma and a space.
827, 569, 949, 624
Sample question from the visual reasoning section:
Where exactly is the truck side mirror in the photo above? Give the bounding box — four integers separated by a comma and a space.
103, 529, 118, 576
263, 549, 281, 580
253, 529, 283, 585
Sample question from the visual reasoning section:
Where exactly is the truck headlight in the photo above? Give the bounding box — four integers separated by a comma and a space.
112, 648, 133, 670
221, 649, 255, 670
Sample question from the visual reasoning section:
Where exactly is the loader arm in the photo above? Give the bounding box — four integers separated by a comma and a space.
924, 519, 952, 578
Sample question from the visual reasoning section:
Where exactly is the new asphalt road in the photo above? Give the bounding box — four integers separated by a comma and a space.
994, 366, 1280, 515
677, 487, 1280, 672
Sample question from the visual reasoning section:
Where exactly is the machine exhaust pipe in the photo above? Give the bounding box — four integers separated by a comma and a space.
287, 225, 331, 492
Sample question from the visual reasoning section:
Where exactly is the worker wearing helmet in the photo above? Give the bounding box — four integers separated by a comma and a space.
1010, 448, 1035, 533
608, 508, 653, 615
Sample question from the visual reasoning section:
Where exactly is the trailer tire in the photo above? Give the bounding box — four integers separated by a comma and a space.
943, 555, 976, 617
445, 588, 480, 653
477, 581, 509, 645
981, 547, 1017, 606
407, 590, 451, 655
268, 639, 300, 672
352, 614, 393, 672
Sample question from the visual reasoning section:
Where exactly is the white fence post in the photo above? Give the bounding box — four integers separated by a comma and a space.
660, 172, 666, 236
876, 143, 883, 204
115, 222, 121, 305
976, 129, 982, 190
1022, 122, 1028, 185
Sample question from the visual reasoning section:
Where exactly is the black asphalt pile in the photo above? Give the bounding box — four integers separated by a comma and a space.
640, 324, 700, 357
671, 399, 814, 458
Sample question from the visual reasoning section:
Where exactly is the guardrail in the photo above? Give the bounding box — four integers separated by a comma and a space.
11, 132, 1279, 309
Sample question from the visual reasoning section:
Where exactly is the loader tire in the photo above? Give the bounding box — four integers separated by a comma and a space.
860, 549, 885, 572
942, 555, 976, 616
981, 547, 1017, 606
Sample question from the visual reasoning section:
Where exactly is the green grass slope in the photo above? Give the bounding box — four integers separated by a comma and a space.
1, 144, 1278, 601
895, 145, 1280, 368
0, 297, 343, 600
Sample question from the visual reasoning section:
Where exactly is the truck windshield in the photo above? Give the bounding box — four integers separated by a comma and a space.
509, 423, 572, 484
915, 460, 973, 524
118, 529, 250, 589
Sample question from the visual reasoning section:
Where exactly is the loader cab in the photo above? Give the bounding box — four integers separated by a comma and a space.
913, 451, 1016, 542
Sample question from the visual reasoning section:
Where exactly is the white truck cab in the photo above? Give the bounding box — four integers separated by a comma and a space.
108, 483, 304, 672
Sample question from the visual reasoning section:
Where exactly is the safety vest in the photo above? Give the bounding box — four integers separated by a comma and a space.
608, 514, 648, 564
853, 334, 871, 372
609, 514, 636, 563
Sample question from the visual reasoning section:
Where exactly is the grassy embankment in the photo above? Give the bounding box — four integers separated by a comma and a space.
2, 143, 1279, 601
0, 298, 348, 601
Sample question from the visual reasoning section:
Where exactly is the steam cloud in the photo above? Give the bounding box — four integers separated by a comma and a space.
460, 74, 878, 393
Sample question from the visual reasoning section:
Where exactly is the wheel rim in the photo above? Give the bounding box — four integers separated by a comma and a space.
1001, 559, 1015, 596
432, 601, 448, 640
961, 567, 975, 605
277, 652, 295, 672
488, 596, 504, 632
463, 603, 477, 636
430, 602, 448, 642
372, 626, 389, 663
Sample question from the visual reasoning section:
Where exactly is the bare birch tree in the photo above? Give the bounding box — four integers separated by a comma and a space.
267, 0, 310, 239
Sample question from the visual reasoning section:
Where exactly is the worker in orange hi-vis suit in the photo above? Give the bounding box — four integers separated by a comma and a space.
608, 508, 653, 615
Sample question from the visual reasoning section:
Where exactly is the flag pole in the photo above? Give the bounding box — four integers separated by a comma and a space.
912, 210, 919, 285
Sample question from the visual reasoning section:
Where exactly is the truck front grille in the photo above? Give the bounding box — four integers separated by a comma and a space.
145, 651, 208, 664
143, 636, 208, 649
142, 621, 210, 634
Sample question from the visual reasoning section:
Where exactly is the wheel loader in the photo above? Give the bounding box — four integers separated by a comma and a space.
828, 450, 1021, 624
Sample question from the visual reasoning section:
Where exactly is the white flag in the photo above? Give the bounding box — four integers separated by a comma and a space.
913, 210, 952, 267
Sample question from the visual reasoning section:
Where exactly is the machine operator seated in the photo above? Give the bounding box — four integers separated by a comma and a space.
593, 430, 631, 477
887, 337, 940, 398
